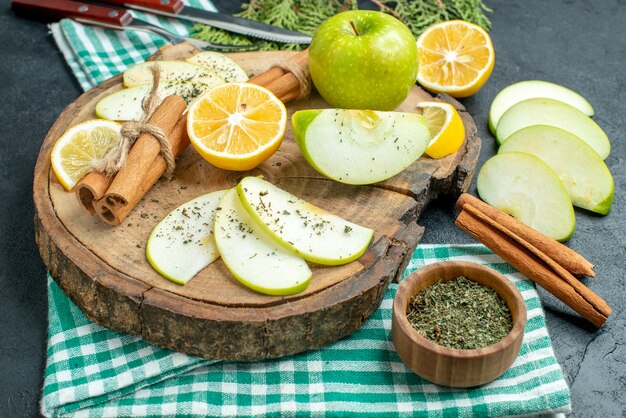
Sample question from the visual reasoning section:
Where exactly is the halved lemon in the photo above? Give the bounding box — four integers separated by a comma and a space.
418, 101, 465, 158
417, 20, 495, 98
51, 119, 122, 190
187, 83, 287, 171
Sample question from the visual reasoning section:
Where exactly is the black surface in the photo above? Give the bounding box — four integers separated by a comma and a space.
0, 0, 624, 416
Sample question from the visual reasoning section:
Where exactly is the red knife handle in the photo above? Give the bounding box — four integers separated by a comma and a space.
99, 0, 184, 14
11, 0, 133, 26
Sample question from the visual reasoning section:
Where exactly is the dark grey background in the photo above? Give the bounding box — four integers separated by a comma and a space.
1, 0, 624, 416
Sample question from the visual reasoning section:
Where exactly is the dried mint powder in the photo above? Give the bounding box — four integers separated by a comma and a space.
407, 276, 513, 350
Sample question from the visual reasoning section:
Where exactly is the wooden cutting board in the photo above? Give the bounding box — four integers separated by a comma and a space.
34, 46, 481, 361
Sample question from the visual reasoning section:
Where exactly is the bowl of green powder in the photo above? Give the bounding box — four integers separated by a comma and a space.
391, 261, 526, 388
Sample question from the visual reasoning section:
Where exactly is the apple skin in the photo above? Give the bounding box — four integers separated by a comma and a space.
309, 10, 418, 111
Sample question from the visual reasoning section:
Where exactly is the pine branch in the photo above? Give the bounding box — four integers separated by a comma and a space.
190, 0, 492, 51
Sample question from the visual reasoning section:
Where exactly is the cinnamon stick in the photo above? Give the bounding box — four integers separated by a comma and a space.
268, 74, 303, 103
95, 114, 190, 225
248, 66, 287, 87
249, 50, 309, 103
455, 204, 610, 327
75, 172, 113, 213
456, 193, 595, 277
102, 95, 186, 208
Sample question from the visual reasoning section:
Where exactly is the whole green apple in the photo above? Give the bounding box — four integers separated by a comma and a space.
309, 10, 418, 111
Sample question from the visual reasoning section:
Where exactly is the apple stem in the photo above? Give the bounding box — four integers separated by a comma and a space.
349, 20, 360, 36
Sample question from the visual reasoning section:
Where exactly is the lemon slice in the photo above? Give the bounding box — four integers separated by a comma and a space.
51, 120, 121, 190
418, 102, 465, 158
417, 20, 495, 98
187, 83, 287, 171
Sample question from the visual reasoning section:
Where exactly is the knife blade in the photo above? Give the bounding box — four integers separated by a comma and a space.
99, 0, 312, 44
11, 0, 251, 51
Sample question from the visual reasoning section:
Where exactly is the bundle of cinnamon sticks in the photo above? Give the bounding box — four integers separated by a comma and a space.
76, 95, 188, 225
455, 193, 611, 327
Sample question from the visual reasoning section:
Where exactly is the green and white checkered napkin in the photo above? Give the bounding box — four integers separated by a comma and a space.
42, 244, 572, 417
49, 0, 217, 91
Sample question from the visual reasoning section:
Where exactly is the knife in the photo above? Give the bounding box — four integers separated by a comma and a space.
98, 0, 312, 44
11, 0, 251, 51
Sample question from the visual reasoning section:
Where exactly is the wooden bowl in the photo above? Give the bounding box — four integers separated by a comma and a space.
392, 261, 527, 388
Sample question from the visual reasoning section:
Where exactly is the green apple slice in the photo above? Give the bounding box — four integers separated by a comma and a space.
186, 51, 249, 83
495, 98, 610, 159
215, 189, 312, 296
237, 177, 373, 265
489, 80, 594, 134
292, 109, 430, 185
477, 152, 575, 241
123, 61, 225, 88
146, 190, 227, 284
96, 80, 220, 121
498, 125, 614, 215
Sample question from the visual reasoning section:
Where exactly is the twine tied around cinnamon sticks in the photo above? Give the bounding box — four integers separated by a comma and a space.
92, 65, 176, 181
270, 57, 312, 100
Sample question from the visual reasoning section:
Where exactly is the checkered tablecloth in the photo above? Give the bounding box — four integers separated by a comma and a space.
42, 244, 571, 417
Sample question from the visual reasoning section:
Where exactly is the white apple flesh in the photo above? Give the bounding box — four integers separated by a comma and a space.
489, 80, 594, 134
498, 125, 614, 215
123, 61, 225, 88
292, 109, 430, 185
96, 81, 220, 121
237, 177, 374, 265
477, 152, 576, 241
186, 51, 249, 83
214, 189, 312, 296
495, 98, 610, 159
146, 190, 226, 284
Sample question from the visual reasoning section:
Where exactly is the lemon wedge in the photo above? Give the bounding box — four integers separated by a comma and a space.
418, 102, 465, 158
51, 119, 121, 190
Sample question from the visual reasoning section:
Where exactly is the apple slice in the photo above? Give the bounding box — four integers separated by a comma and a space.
489, 80, 594, 134
292, 109, 430, 185
237, 177, 373, 265
214, 189, 311, 296
123, 61, 225, 88
146, 190, 226, 284
477, 152, 575, 241
495, 98, 610, 159
96, 81, 219, 121
186, 51, 248, 83
498, 125, 614, 215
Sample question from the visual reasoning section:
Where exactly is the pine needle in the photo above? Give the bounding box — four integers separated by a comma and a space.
191, 0, 491, 51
